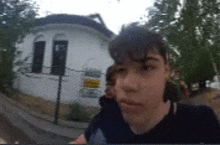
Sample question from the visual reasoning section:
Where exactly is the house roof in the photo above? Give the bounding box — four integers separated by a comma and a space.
36, 14, 114, 38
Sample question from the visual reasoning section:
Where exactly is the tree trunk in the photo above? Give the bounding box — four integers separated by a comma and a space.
188, 84, 192, 93
199, 80, 206, 89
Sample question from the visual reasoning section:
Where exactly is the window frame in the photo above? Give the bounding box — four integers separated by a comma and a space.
51, 40, 68, 76
31, 41, 46, 73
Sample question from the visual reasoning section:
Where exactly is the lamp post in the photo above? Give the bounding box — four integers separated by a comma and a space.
53, 54, 64, 124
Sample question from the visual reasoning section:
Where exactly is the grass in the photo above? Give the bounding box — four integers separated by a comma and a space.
6, 90, 100, 122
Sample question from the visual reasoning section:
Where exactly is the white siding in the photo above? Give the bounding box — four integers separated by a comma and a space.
13, 24, 114, 107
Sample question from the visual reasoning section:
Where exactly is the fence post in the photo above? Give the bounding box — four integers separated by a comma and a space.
53, 69, 62, 124
53, 59, 64, 124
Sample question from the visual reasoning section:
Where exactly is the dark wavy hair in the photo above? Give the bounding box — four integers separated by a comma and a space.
109, 22, 168, 65
107, 22, 171, 102
104, 65, 117, 99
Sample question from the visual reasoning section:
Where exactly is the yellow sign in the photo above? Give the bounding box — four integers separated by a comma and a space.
83, 78, 100, 88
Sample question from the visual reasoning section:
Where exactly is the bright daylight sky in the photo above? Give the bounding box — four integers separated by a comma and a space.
32, 0, 156, 34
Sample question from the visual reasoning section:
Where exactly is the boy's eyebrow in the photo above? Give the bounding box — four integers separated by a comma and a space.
145, 56, 159, 62
115, 56, 160, 66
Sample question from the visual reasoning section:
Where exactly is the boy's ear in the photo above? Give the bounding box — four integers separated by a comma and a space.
165, 62, 170, 71
165, 63, 171, 76
166, 65, 171, 72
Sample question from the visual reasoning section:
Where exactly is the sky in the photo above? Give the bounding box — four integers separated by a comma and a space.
32, 0, 155, 34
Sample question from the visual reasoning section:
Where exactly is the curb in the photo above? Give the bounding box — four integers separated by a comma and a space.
0, 93, 89, 139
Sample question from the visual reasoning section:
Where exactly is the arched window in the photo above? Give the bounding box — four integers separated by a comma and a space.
51, 34, 68, 76
32, 35, 46, 73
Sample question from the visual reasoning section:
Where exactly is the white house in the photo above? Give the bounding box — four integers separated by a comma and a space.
13, 14, 115, 107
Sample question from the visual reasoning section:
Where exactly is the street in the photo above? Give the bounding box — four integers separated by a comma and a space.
0, 112, 74, 144
0, 96, 75, 144
0, 113, 35, 144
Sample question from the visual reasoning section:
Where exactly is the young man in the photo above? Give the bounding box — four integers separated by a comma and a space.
70, 23, 220, 144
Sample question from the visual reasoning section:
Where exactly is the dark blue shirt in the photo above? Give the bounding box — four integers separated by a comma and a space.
85, 96, 220, 144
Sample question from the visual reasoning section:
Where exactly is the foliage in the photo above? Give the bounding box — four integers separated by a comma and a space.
146, 0, 180, 35
67, 103, 91, 122
0, 0, 38, 92
145, 0, 220, 88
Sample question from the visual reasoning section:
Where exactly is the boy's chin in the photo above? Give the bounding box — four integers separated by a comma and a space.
122, 111, 145, 126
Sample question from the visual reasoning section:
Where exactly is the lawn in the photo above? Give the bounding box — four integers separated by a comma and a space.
6, 90, 100, 122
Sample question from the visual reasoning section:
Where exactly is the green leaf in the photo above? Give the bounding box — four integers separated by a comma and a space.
0, 0, 37, 90
144, 0, 220, 87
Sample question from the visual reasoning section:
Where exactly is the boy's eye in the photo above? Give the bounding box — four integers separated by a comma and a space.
117, 68, 125, 73
142, 65, 153, 72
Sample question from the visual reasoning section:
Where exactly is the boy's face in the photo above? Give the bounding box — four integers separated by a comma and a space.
114, 50, 170, 122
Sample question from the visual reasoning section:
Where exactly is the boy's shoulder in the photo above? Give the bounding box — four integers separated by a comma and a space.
176, 103, 216, 118
175, 103, 219, 133
174, 103, 220, 143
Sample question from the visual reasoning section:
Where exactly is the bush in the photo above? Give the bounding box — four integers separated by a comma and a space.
0, 84, 13, 94
67, 103, 91, 122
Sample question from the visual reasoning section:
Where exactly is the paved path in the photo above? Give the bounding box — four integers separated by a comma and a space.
0, 93, 87, 144
0, 113, 35, 144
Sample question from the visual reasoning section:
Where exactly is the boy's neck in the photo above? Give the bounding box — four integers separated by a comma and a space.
129, 100, 171, 135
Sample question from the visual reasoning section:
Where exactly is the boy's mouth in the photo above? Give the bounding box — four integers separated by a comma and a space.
119, 99, 142, 114
120, 99, 142, 106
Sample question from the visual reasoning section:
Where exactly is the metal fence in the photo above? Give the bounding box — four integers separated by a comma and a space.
13, 64, 106, 123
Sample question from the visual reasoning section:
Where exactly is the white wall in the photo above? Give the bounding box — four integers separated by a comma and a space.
13, 24, 114, 107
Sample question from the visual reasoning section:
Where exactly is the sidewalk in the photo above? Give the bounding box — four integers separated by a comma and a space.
0, 93, 88, 141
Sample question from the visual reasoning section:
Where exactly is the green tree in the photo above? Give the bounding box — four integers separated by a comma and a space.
178, 0, 220, 89
0, 0, 38, 93
146, 0, 180, 35
146, 0, 220, 90
146, 0, 182, 79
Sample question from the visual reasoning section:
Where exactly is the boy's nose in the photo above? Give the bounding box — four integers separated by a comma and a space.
120, 72, 139, 93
